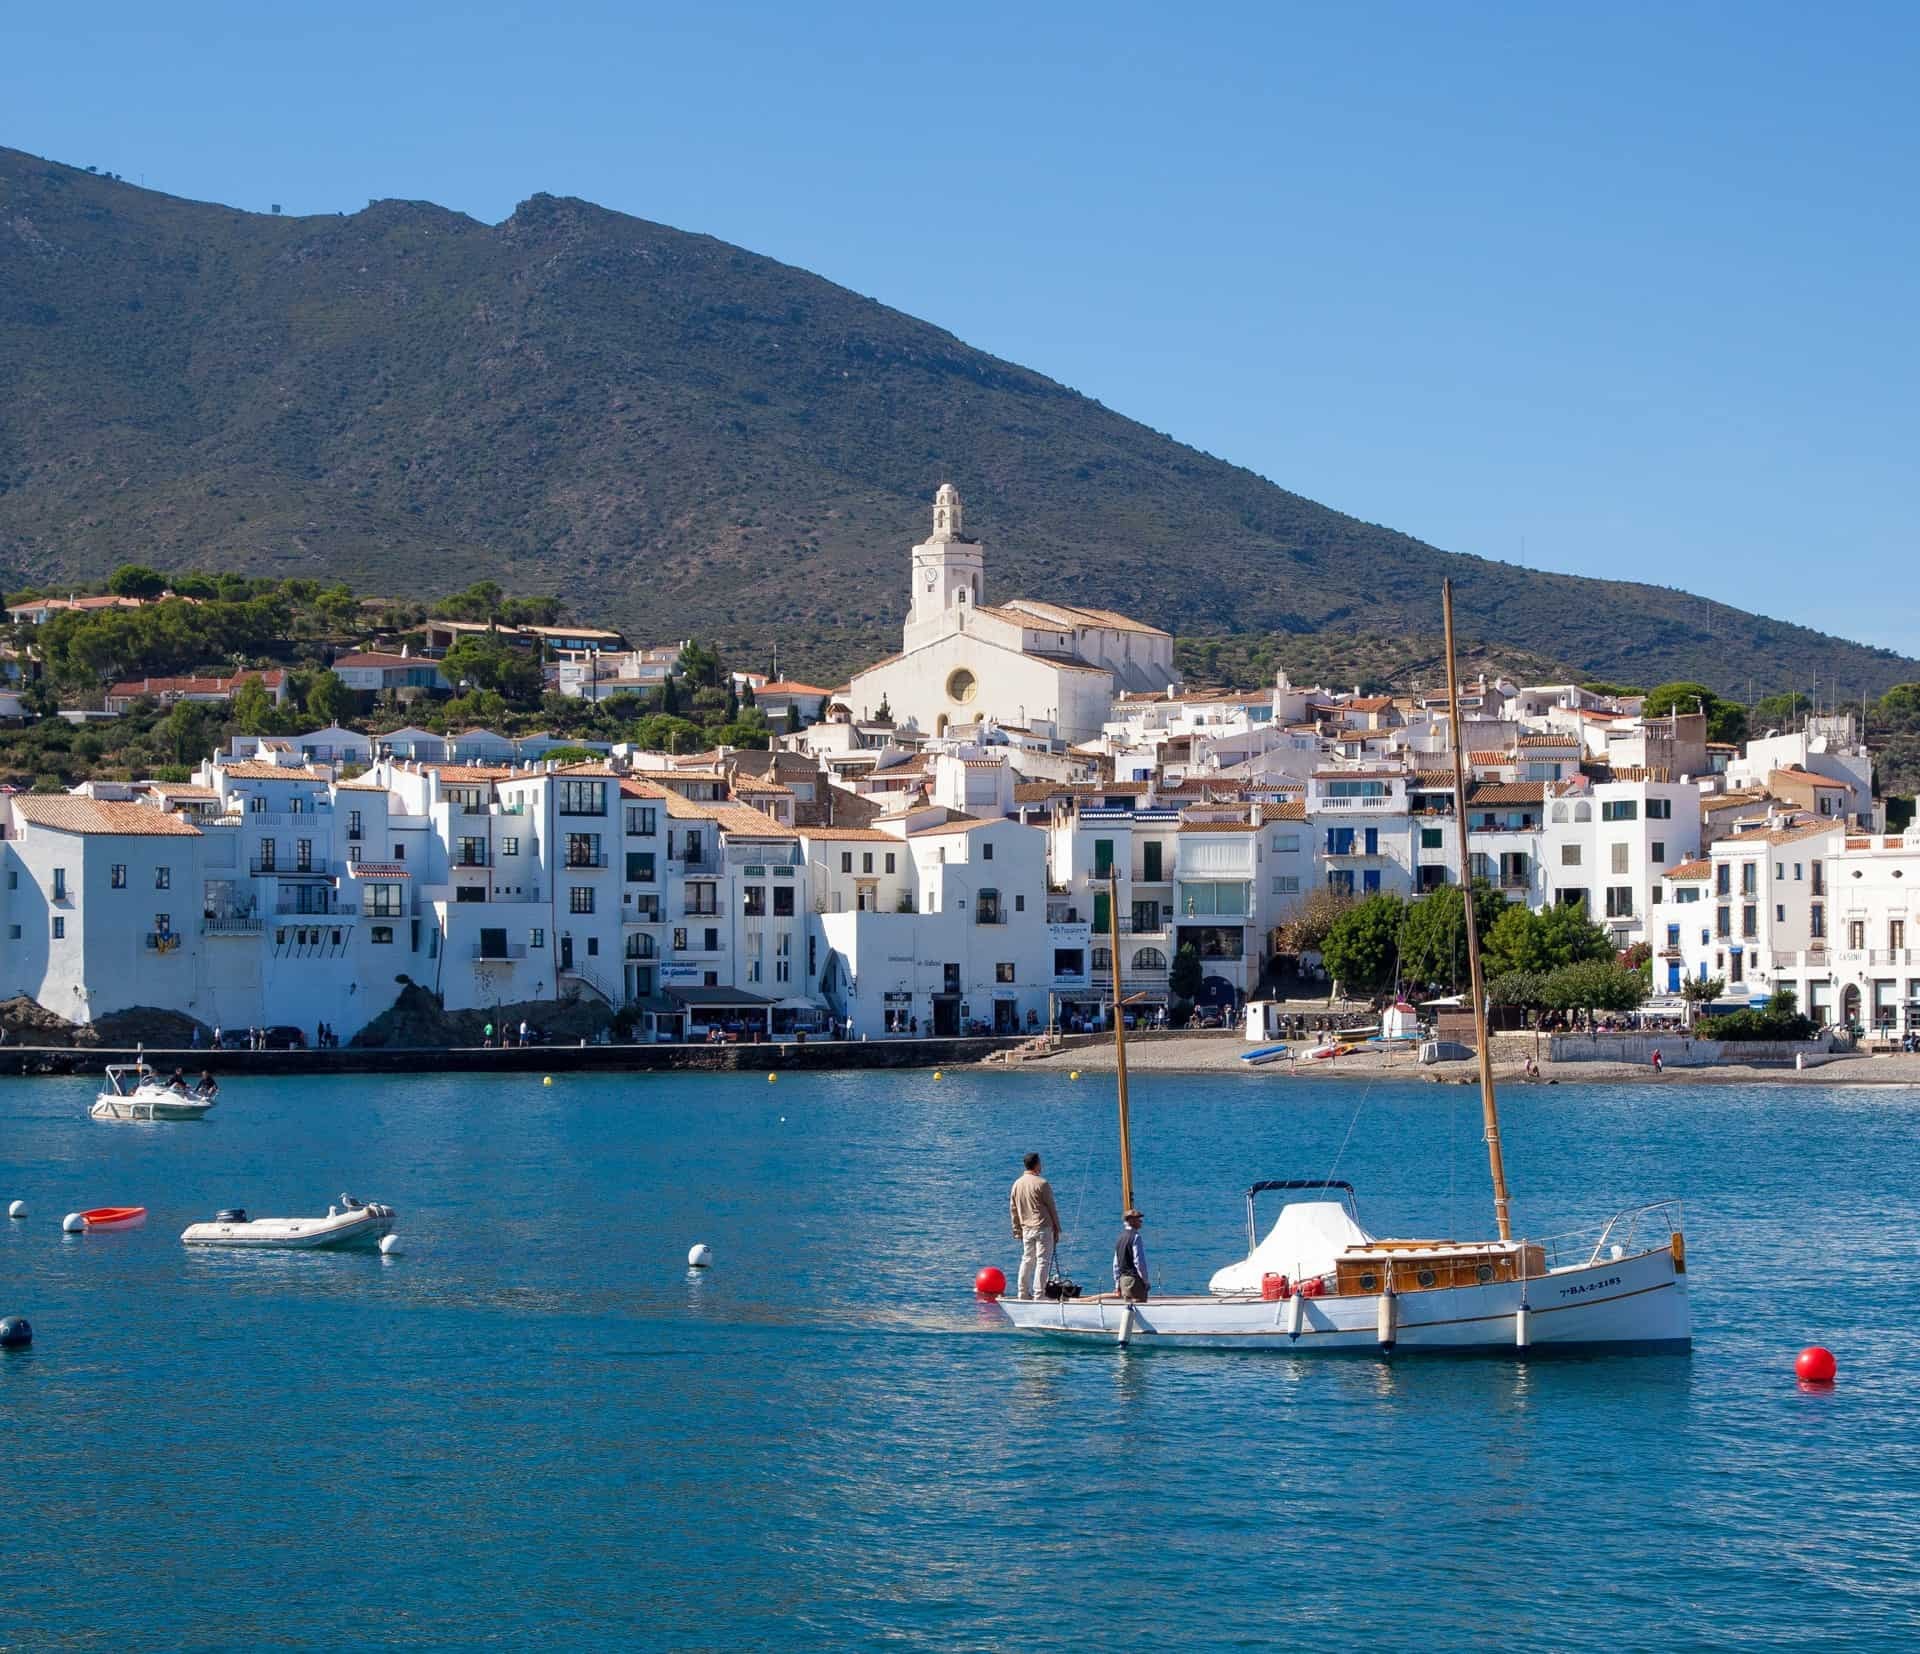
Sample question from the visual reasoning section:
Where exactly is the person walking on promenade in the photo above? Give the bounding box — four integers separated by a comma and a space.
1651, 1047, 1664, 1074
1114, 1209, 1151, 1302
1009, 1152, 1064, 1300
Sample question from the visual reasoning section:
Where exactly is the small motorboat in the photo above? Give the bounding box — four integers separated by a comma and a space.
1239, 1044, 1291, 1067
91, 1064, 216, 1123
1306, 1041, 1355, 1061
180, 1194, 396, 1252
80, 1206, 147, 1230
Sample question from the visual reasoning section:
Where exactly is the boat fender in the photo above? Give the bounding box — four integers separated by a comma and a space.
379, 1234, 402, 1256
1284, 1293, 1305, 1341
1670, 1231, 1686, 1274
1515, 1299, 1531, 1350
1116, 1304, 1134, 1347
1377, 1291, 1397, 1352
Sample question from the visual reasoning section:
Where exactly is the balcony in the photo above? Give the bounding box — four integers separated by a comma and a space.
274, 900, 358, 917
669, 852, 721, 876
453, 854, 491, 870
625, 899, 664, 924
564, 852, 609, 870
1499, 875, 1532, 891
975, 901, 1006, 926
682, 901, 720, 918
472, 944, 528, 961
251, 860, 332, 879
1314, 793, 1395, 812
1323, 843, 1383, 859
202, 913, 264, 936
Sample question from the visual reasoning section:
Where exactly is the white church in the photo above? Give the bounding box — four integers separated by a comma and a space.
839, 485, 1179, 744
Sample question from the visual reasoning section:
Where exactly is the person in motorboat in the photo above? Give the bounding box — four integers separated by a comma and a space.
167, 1067, 191, 1094
1114, 1209, 1151, 1303
1009, 1152, 1064, 1300
195, 1071, 219, 1099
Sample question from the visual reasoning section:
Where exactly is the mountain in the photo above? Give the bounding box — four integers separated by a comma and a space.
1, 145, 1912, 695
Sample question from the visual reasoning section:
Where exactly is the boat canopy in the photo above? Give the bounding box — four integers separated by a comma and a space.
1209, 1199, 1375, 1296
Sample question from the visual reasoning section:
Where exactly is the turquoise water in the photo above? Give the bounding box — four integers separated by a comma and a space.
3, 1068, 1918, 1650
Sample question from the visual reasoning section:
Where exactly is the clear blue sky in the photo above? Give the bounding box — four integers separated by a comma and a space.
11, 1, 1917, 652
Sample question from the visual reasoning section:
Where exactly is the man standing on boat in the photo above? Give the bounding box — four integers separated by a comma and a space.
1113, 1210, 1151, 1302
1010, 1152, 1064, 1299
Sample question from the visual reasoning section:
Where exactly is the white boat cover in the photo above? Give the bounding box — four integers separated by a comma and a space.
1208, 1201, 1374, 1296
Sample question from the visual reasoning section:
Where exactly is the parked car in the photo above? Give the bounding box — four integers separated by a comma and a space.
261, 1025, 307, 1050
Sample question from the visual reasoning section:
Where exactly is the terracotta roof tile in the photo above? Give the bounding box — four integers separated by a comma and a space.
15, 797, 203, 836
1664, 859, 1713, 880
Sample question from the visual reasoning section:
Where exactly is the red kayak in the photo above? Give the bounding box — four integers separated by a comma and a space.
82, 1206, 147, 1230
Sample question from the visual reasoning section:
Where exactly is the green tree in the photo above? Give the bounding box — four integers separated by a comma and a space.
433, 580, 505, 622
440, 634, 542, 707
676, 640, 722, 688
306, 670, 352, 725
1397, 881, 1506, 989
1643, 679, 1746, 745
107, 563, 168, 598
440, 687, 510, 727
1169, 942, 1204, 1004
229, 678, 274, 734
1680, 973, 1726, 1006
1488, 970, 1548, 1009
1485, 900, 1615, 976
1542, 959, 1647, 1020
1321, 893, 1405, 995
659, 678, 680, 716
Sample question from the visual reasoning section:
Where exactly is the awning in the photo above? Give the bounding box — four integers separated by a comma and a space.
351, 863, 411, 880
666, 986, 773, 1009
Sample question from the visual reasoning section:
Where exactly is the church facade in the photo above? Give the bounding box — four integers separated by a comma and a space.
840, 486, 1178, 744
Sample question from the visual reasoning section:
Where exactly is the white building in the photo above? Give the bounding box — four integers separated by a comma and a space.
842, 486, 1178, 744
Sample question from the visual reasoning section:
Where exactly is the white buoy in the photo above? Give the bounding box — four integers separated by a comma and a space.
379, 1233, 401, 1256
62, 1212, 85, 1233
7, 1200, 25, 1220
687, 1243, 713, 1269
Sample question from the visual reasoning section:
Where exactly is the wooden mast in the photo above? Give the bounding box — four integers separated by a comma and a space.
1441, 579, 1514, 1241
1107, 867, 1136, 1214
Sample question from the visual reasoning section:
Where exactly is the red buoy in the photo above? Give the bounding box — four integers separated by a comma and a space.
1795, 1345, 1838, 1384
974, 1266, 1007, 1299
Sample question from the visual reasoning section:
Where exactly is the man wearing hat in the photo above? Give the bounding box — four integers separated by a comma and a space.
1113, 1209, 1150, 1302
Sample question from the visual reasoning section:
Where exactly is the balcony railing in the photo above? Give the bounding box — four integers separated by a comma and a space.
472, 944, 528, 961
975, 902, 1006, 926
202, 913, 264, 936
454, 854, 491, 870
683, 901, 720, 917
274, 900, 358, 917
669, 854, 722, 876
1313, 794, 1395, 811
565, 852, 609, 869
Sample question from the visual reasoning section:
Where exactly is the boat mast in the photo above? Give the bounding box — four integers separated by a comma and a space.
1107, 867, 1136, 1213
1441, 579, 1514, 1241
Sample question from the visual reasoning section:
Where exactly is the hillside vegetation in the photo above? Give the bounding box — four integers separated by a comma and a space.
2, 145, 1913, 697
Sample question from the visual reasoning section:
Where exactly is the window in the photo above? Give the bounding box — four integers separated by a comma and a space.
503, 836, 520, 857
1132, 947, 1167, 971
258, 840, 277, 871
1327, 870, 1355, 896
1606, 887, 1633, 918
996, 963, 1015, 983
774, 887, 795, 917
457, 837, 487, 868
394, 843, 405, 860
626, 805, 658, 836
1272, 875, 1300, 895
1094, 839, 1114, 877
568, 886, 595, 914
52, 917, 65, 939
366, 885, 403, 918
1091, 946, 1112, 971
1420, 828, 1443, 849
558, 780, 607, 816
348, 809, 363, 841
861, 852, 874, 874
567, 833, 605, 868
1775, 863, 1785, 881
1742, 905, 1757, 939
52, 868, 66, 900
626, 851, 656, 883
704, 927, 719, 952
1601, 800, 1638, 822
1144, 841, 1167, 878
1646, 798, 1672, 820
1893, 920, 1906, 951
1611, 843, 1629, 876
672, 927, 687, 950
982, 842, 994, 861
1741, 863, 1758, 897
371, 925, 393, 944
743, 885, 767, 917
1810, 905, 1825, 939
587, 937, 599, 957
111, 864, 127, 888
1651, 841, 1666, 864
1848, 919, 1865, 950
841, 852, 853, 874
1794, 863, 1803, 882
1716, 865, 1731, 897
1729, 951, 1744, 984
1560, 845, 1581, 867
1716, 906, 1731, 939
1812, 863, 1824, 895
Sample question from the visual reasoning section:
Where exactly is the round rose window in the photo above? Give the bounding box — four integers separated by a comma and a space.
947, 669, 977, 703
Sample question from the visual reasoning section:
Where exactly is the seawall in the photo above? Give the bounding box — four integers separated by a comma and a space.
0, 1035, 1023, 1079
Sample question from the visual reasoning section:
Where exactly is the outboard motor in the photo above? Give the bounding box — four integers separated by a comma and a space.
216, 1208, 249, 1224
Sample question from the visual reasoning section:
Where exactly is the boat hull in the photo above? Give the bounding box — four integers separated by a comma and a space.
181, 1204, 395, 1252
995, 1242, 1689, 1352
92, 1090, 215, 1123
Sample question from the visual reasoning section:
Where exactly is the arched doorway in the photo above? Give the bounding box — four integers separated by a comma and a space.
935, 713, 949, 736
1840, 983, 1861, 1028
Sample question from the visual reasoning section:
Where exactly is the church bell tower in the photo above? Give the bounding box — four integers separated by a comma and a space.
905, 483, 986, 650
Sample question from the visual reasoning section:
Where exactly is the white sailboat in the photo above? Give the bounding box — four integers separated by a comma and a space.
996, 580, 1691, 1353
